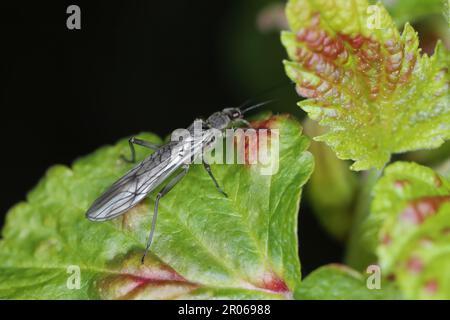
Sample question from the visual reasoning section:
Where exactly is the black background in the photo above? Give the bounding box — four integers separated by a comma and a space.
0, 0, 341, 275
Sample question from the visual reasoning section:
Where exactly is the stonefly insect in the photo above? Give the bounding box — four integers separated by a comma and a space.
85, 101, 270, 263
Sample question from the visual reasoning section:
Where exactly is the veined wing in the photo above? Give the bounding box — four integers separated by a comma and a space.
86, 130, 215, 221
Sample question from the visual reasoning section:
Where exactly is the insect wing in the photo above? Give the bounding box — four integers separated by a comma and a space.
86, 131, 214, 221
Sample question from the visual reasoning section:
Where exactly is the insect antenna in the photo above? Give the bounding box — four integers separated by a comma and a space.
236, 80, 293, 114
241, 100, 275, 114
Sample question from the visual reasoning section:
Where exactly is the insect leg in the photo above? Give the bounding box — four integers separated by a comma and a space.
141, 164, 190, 264
202, 160, 228, 197
121, 137, 160, 163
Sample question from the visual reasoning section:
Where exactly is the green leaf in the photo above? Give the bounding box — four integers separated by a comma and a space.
296, 264, 401, 299
0, 115, 314, 299
367, 162, 450, 299
282, 0, 450, 171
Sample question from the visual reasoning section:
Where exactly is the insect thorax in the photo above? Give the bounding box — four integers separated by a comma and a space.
206, 112, 231, 130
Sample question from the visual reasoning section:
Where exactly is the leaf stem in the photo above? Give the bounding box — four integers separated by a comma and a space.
344, 168, 383, 271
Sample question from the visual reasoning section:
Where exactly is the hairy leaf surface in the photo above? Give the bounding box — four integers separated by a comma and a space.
282, 0, 450, 170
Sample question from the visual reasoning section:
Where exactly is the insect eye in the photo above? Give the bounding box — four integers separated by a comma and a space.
232, 112, 240, 118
